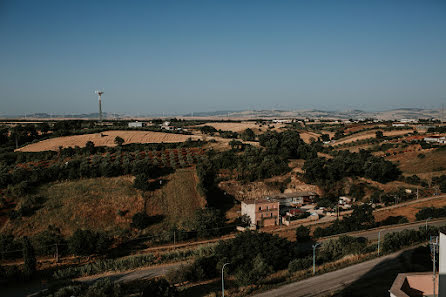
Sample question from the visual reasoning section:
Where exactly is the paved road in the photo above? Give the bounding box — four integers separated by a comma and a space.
252, 248, 411, 297
322, 218, 446, 242
76, 262, 181, 284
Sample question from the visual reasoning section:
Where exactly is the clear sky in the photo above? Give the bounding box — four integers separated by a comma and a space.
1, 0, 445, 115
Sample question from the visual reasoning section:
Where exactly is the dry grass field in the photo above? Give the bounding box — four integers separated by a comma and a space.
16, 130, 201, 152
2, 176, 144, 236
195, 121, 285, 133
2, 168, 206, 236
374, 197, 446, 222
145, 167, 206, 228
334, 129, 413, 145
388, 148, 446, 175
299, 131, 321, 143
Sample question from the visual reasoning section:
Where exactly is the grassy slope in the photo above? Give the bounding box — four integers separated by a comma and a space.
2, 167, 205, 237
388, 148, 446, 176
145, 167, 206, 229
3, 176, 144, 236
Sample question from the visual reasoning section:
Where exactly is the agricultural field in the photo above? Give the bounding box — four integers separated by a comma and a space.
333, 129, 414, 145
298, 131, 321, 143
194, 121, 285, 133
16, 130, 202, 152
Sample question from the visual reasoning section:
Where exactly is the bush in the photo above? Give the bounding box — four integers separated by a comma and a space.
235, 254, 273, 285
142, 278, 178, 297
288, 256, 312, 273
83, 279, 121, 297
22, 236, 37, 278
295, 225, 311, 243
68, 229, 112, 256
415, 206, 446, 221
131, 212, 151, 230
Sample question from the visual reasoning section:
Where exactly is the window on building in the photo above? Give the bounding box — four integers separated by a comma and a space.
259, 207, 261, 211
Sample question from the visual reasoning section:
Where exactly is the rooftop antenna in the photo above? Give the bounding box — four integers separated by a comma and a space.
95, 90, 104, 122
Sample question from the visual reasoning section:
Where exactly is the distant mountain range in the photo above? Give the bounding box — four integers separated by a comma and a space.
1, 108, 444, 121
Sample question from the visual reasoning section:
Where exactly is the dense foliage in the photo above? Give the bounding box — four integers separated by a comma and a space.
415, 206, 446, 221
303, 150, 401, 187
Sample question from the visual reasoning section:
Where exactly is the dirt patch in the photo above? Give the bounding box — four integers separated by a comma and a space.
374, 197, 446, 222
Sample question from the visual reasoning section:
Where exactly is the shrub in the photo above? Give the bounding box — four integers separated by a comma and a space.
295, 225, 311, 243
142, 278, 178, 297
22, 236, 37, 278
68, 229, 112, 256
131, 212, 151, 230
288, 256, 312, 273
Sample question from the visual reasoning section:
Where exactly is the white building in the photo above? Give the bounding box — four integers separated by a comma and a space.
128, 121, 143, 128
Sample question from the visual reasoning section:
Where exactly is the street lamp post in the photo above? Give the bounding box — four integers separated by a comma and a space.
312, 243, 320, 275
426, 217, 432, 231
377, 230, 382, 256
222, 263, 230, 297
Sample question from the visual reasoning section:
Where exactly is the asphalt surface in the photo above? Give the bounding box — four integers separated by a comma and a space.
322, 218, 446, 242
251, 248, 411, 297
6, 218, 446, 297
76, 262, 181, 284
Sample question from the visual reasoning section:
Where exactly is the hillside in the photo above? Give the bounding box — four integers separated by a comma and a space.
145, 167, 206, 228
2, 176, 144, 236
1, 168, 205, 237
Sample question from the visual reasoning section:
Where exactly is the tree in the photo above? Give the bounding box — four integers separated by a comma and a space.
22, 236, 36, 277
68, 229, 111, 256
114, 136, 125, 146
133, 174, 149, 191
320, 134, 330, 142
142, 278, 178, 297
375, 130, 384, 139
192, 208, 226, 238
131, 212, 151, 230
295, 225, 311, 243
85, 141, 96, 154
241, 128, 256, 141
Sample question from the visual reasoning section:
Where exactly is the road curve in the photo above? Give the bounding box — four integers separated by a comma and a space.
251, 248, 411, 297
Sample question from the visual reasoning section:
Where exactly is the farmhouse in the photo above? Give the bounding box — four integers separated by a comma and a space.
266, 191, 319, 207
424, 136, 446, 144
128, 121, 144, 128
241, 199, 279, 228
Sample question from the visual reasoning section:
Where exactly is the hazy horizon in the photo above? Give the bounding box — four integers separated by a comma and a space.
1, 0, 445, 115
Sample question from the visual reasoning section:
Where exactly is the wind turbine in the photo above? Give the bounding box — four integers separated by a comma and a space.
95, 90, 104, 122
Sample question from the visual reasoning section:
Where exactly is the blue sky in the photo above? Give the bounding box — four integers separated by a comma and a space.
0, 0, 445, 115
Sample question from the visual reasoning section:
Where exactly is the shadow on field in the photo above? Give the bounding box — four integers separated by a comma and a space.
333, 245, 433, 297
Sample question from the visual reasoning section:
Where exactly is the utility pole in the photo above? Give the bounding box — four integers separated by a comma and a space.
312, 243, 320, 275
377, 230, 382, 256
55, 243, 59, 263
222, 263, 230, 297
426, 217, 432, 231
430, 236, 439, 297
173, 230, 176, 248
